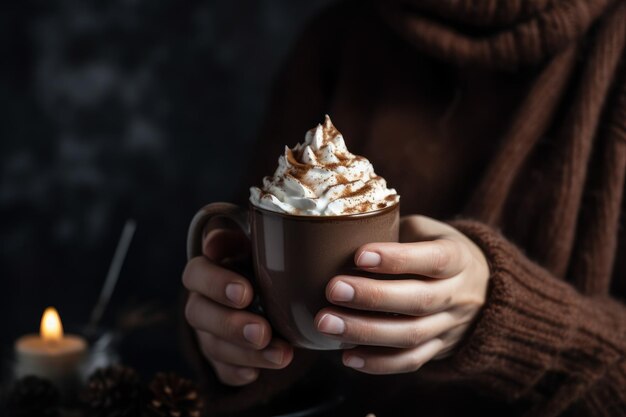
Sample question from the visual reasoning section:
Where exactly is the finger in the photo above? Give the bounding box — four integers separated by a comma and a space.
197, 331, 293, 369
315, 309, 457, 348
185, 292, 271, 349
203, 228, 250, 261
432, 324, 470, 360
210, 359, 259, 386
183, 256, 253, 308
355, 239, 469, 278
341, 338, 444, 375
326, 275, 455, 316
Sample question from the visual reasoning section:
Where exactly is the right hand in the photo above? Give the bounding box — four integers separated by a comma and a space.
182, 228, 294, 386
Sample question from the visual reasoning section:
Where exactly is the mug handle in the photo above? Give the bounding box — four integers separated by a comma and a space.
186, 202, 265, 316
186, 202, 250, 260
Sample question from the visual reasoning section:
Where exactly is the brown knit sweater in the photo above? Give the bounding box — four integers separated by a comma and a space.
187, 0, 626, 416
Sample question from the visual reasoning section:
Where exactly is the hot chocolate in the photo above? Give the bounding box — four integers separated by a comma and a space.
188, 116, 401, 349
249, 115, 399, 215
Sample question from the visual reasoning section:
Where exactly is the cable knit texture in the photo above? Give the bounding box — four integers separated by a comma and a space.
380, 0, 614, 70
448, 221, 626, 416
185, 0, 626, 415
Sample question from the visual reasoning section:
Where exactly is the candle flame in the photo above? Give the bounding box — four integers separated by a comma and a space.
40, 307, 64, 343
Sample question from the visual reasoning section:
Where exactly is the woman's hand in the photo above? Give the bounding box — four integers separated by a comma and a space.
183, 228, 294, 386
315, 215, 490, 375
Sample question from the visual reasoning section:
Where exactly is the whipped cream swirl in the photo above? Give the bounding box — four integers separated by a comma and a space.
249, 115, 399, 215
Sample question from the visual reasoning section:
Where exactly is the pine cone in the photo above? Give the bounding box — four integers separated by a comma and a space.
82, 365, 143, 417
6, 375, 60, 417
146, 373, 203, 417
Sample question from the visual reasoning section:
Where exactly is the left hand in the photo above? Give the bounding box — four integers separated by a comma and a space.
314, 215, 490, 375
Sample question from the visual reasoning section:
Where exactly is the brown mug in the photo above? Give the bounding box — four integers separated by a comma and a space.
187, 202, 400, 350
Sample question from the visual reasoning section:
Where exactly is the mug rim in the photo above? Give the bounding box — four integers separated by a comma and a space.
249, 200, 399, 221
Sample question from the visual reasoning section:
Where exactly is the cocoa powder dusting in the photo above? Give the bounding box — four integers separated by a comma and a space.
322, 115, 340, 141
341, 183, 373, 199
336, 174, 349, 185
285, 148, 312, 180
285, 173, 313, 189
326, 159, 351, 169
286, 148, 307, 168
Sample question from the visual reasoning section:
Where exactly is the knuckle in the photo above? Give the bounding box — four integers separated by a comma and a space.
369, 365, 387, 375
203, 271, 221, 300
182, 257, 202, 288
456, 243, 472, 269
216, 372, 234, 386
214, 369, 232, 385
362, 358, 393, 375
409, 290, 435, 315
349, 320, 375, 344
409, 357, 427, 372
365, 284, 387, 308
205, 264, 230, 295
430, 240, 453, 276
403, 324, 426, 347
246, 354, 266, 369
389, 251, 408, 274
200, 336, 218, 359
184, 295, 199, 327
435, 348, 453, 360
455, 296, 483, 319
226, 367, 258, 386
222, 313, 243, 340
216, 367, 242, 386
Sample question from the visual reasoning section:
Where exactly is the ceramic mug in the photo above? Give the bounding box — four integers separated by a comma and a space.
187, 202, 399, 350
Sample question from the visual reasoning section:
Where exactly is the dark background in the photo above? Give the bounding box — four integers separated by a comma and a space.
0, 0, 332, 378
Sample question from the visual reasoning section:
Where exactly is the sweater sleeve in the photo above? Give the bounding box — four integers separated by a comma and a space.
445, 220, 626, 417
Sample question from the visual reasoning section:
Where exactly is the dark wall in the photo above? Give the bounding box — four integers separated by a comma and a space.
0, 0, 332, 374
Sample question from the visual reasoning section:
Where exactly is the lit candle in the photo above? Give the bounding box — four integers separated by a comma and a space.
15, 307, 88, 392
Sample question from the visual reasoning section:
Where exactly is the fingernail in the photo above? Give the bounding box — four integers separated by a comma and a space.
225, 283, 245, 305
236, 367, 257, 380
357, 251, 381, 267
243, 323, 263, 345
262, 348, 283, 365
344, 356, 365, 369
330, 281, 355, 302
317, 314, 345, 335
